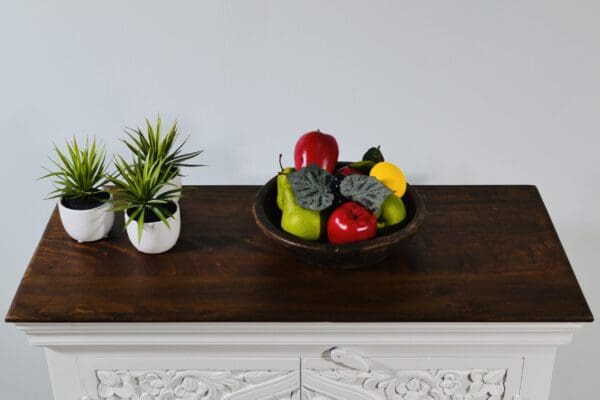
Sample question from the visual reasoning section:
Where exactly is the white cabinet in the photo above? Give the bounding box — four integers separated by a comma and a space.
15, 322, 581, 400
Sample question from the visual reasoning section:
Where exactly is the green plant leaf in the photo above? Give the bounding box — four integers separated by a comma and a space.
121, 116, 204, 173
137, 209, 145, 243
287, 164, 334, 211
40, 137, 109, 201
106, 153, 181, 240
340, 174, 393, 212
151, 206, 171, 229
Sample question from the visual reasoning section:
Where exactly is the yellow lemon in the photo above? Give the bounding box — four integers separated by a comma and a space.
370, 161, 407, 197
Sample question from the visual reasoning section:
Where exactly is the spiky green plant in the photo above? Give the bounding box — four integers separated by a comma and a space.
107, 154, 181, 242
41, 138, 109, 201
122, 116, 204, 176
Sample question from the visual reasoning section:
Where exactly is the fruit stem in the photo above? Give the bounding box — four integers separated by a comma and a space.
278, 154, 284, 172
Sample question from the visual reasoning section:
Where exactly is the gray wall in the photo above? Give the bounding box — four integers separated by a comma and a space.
1, 1, 598, 398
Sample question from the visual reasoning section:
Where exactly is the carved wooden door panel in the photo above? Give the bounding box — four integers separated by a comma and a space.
78, 357, 300, 400
301, 349, 523, 400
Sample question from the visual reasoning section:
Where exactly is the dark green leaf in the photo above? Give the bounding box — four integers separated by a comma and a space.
340, 174, 392, 212
362, 146, 385, 163
287, 165, 334, 211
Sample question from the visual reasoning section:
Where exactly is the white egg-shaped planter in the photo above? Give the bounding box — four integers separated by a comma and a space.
58, 197, 114, 243
157, 174, 182, 202
125, 204, 181, 254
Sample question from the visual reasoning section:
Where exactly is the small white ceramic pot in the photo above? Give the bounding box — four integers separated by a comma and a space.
157, 174, 182, 202
125, 204, 181, 254
58, 198, 114, 242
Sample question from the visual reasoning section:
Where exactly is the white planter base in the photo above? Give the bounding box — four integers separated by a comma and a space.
125, 205, 181, 254
58, 199, 114, 243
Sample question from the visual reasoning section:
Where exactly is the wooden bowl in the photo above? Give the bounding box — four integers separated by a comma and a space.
252, 172, 426, 269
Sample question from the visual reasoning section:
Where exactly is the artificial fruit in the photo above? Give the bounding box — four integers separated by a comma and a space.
294, 130, 339, 173
370, 161, 407, 197
276, 167, 295, 210
377, 194, 406, 228
327, 202, 377, 244
278, 170, 321, 241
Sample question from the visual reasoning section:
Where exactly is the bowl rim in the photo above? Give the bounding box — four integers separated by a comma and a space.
252, 174, 426, 253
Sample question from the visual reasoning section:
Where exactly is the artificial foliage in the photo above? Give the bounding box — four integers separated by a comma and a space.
287, 165, 334, 211
340, 174, 392, 212
41, 137, 109, 200
107, 155, 181, 242
288, 165, 392, 213
122, 116, 204, 175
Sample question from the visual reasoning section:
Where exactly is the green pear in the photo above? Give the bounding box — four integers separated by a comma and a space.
378, 194, 406, 227
278, 174, 321, 241
276, 167, 295, 210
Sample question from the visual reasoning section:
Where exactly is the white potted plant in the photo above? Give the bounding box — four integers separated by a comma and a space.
41, 138, 114, 242
122, 116, 203, 200
107, 155, 182, 254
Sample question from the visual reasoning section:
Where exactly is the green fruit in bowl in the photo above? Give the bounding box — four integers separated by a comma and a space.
377, 194, 406, 228
277, 171, 321, 241
276, 167, 295, 210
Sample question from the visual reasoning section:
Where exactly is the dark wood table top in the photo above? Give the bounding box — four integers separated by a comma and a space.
5, 185, 593, 323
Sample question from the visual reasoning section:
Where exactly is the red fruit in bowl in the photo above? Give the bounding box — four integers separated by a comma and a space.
294, 130, 339, 173
336, 165, 363, 176
327, 202, 377, 244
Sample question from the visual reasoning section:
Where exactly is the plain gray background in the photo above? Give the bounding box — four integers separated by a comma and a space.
1, 1, 598, 398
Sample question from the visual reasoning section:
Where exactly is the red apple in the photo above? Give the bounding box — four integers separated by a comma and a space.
327, 202, 377, 244
294, 130, 339, 173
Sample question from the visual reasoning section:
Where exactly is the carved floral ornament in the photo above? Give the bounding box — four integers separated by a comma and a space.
96, 369, 297, 400
96, 368, 506, 400
301, 368, 507, 400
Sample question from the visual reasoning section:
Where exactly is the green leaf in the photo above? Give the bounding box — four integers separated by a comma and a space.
40, 137, 109, 201
349, 160, 375, 174
137, 209, 145, 243
151, 206, 171, 229
105, 151, 180, 240
362, 146, 385, 163
120, 116, 204, 173
125, 207, 142, 229
287, 164, 334, 211
340, 174, 393, 212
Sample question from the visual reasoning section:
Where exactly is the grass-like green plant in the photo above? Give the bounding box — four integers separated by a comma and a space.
41, 138, 109, 202
122, 116, 204, 176
107, 154, 181, 242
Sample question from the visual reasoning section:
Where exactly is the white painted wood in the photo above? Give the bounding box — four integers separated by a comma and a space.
303, 356, 523, 400
518, 348, 558, 400
92, 369, 299, 400
45, 348, 83, 400
329, 347, 370, 371
14, 322, 581, 347
11, 322, 583, 400
78, 357, 299, 400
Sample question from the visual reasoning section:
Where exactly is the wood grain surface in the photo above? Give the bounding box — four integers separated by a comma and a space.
5, 185, 593, 323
